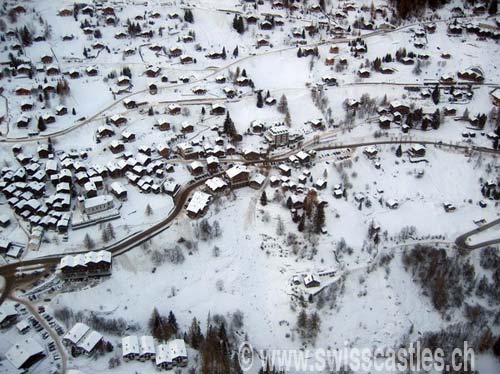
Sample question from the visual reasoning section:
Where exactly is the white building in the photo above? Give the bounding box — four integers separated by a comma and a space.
139, 336, 156, 361
186, 191, 211, 218
83, 195, 114, 215
5, 337, 45, 370
122, 335, 140, 361
265, 125, 289, 146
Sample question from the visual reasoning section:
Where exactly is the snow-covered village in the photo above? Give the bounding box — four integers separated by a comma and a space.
0, 0, 499, 373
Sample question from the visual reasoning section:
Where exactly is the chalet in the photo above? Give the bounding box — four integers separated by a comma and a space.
40, 55, 54, 64
62, 34, 74, 41
389, 101, 409, 114
122, 336, 140, 361
110, 115, 127, 126
490, 88, 500, 107
215, 76, 226, 84
15, 87, 31, 96
210, 104, 226, 115
443, 203, 456, 213
250, 174, 266, 189
205, 177, 227, 194
204, 156, 218, 173
303, 273, 320, 288
97, 125, 115, 138
400, 56, 415, 65
236, 77, 251, 87
265, 97, 277, 106
63, 323, 90, 349
246, 15, 259, 24
250, 120, 265, 133
358, 69, 370, 78
145, 66, 161, 78
58, 8, 73, 16
17, 64, 32, 75
409, 144, 426, 158
117, 76, 131, 86
364, 146, 378, 158
192, 86, 207, 95
226, 165, 250, 188
186, 191, 211, 218
223, 87, 237, 98
458, 68, 483, 82
123, 98, 136, 109
180, 55, 194, 64
296, 151, 311, 164
20, 102, 33, 111
386, 199, 399, 209
381, 67, 396, 75
169, 339, 188, 367
55, 106, 68, 116
188, 161, 204, 175
182, 34, 194, 43
16, 116, 30, 128
260, 20, 273, 30
181, 122, 194, 133
115, 31, 128, 39
322, 76, 337, 86
256, 38, 271, 47
42, 114, 55, 124
109, 140, 125, 154
177, 143, 198, 159
120, 130, 135, 143
168, 104, 182, 115
440, 74, 456, 85
139, 336, 156, 361
243, 149, 260, 160
378, 115, 392, 129
325, 57, 335, 66
149, 83, 158, 95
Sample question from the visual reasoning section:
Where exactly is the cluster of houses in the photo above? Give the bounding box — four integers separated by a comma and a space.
122, 336, 188, 370
185, 163, 268, 218
58, 250, 112, 279
63, 322, 103, 356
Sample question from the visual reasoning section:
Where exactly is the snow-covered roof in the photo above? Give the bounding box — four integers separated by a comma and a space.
0, 302, 17, 324
226, 165, 249, 179
64, 323, 90, 345
110, 182, 126, 195
5, 338, 44, 369
122, 335, 140, 356
491, 88, 500, 101
77, 331, 103, 353
139, 336, 156, 356
251, 173, 266, 185
186, 191, 211, 215
169, 339, 187, 359
83, 195, 113, 210
156, 344, 173, 365
205, 177, 227, 192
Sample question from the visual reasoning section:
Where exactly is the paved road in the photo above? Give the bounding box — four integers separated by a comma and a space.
1, 12, 494, 144
455, 217, 500, 250
0, 170, 222, 304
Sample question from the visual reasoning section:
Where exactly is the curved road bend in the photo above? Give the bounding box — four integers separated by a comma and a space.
0, 171, 222, 304
455, 217, 500, 250
1, 138, 499, 304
